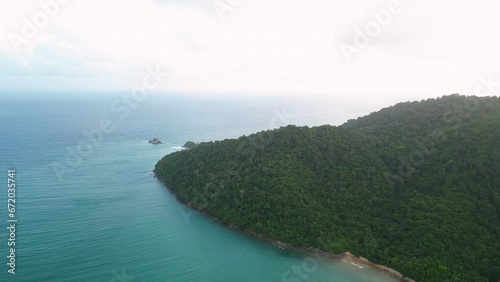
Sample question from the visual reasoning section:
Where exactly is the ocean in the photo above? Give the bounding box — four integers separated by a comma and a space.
0, 92, 397, 281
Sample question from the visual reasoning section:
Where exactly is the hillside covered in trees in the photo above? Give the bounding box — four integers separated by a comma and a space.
154, 95, 500, 282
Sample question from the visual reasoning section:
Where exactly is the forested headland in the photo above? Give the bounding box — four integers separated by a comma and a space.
155, 95, 500, 281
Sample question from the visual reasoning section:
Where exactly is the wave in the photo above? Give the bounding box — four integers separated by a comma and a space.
350, 262, 365, 269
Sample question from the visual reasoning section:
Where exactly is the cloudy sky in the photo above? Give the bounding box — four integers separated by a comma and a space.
1, 0, 499, 102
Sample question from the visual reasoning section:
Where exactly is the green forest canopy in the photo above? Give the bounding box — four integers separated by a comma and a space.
155, 95, 500, 282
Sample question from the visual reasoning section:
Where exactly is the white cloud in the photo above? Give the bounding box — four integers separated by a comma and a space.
0, 0, 499, 103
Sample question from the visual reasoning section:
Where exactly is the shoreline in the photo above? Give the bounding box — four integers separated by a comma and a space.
154, 171, 415, 282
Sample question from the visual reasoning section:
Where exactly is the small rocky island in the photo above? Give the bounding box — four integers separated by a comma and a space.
182, 141, 198, 149
148, 138, 163, 144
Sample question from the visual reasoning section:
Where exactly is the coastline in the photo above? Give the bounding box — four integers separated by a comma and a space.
154, 171, 415, 282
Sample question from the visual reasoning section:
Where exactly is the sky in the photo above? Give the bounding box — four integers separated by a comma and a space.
1, 0, 500, 104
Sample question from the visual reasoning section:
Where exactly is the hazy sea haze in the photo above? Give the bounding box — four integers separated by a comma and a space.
0, 93, 397, 281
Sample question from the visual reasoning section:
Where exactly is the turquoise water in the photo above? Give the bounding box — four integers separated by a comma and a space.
0, 93, 397, 281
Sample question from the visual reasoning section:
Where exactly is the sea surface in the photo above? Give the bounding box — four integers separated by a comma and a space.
0, 92, 397, 281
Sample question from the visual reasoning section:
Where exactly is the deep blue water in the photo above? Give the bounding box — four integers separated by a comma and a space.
0, 93, 397, 281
